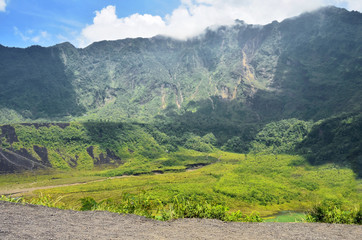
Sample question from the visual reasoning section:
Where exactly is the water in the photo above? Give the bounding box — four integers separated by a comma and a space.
264, 211, 306, 222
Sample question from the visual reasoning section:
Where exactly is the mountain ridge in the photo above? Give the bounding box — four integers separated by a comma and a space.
1, 6, 361, 124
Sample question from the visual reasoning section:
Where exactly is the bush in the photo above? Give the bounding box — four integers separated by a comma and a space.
183, 133, 214, 152
80, 197, 99, 211
249, 119, 312, 154
222, 136, 250, 153
79, 193, 263, 222
306, 201, 361, 224
0, 195, 24, 203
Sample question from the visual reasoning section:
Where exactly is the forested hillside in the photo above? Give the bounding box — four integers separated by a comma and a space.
1, 114, 361, 177
0, 6, 361, 177
0, 6, 361, 124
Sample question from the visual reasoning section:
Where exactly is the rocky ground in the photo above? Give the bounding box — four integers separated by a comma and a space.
0, 201, 361, 240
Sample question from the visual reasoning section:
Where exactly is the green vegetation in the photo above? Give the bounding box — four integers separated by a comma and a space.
0, 7, 361, 224
0, 116, 361, 223
79, 194, 262, 222
1, 152, 358, 219
297, 113, 362, 177
102, 149, 218, 177
306, 200, 361, 224
0, 193, 262, 222
0, 122, 218, 174
248, 119, 313, 154
0, 195, 23, 203
1, 7, 361, 127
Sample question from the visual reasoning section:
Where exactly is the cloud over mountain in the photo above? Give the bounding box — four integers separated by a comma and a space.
78, 0, 362, 47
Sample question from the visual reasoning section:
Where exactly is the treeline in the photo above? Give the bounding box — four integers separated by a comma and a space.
156, 113, 362, 177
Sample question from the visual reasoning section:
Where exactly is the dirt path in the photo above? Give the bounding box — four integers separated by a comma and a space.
0, 201, 361, 240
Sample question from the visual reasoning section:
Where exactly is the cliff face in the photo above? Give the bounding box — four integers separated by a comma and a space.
0, 6, 361, 123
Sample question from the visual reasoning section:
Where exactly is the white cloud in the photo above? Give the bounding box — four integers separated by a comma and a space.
0, 0, 6, 12
40, 31, 49, 38
79, 6, 165, 47
14, 27, 50, 44
31, 36, 40, 43
14, 27, 30, 41
346, 0, 362, 11
78, 0, 362, 47
32, 31, 49, 43
57, 34, 69, 42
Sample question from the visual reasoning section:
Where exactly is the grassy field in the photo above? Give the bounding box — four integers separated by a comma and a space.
2, 151, 360, 220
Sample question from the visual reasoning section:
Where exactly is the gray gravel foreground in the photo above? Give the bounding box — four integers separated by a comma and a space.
1, 201, 361, 240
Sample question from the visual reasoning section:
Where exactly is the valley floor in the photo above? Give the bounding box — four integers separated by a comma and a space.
0, 174, 138, 196
1, 152, 361, 219
1, 201, 361, 240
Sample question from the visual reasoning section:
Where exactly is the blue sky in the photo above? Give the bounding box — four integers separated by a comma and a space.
0, 0, 180, 47
0, 0, 360, 48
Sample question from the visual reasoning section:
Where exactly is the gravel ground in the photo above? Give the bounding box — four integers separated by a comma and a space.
1, 201, 361, 240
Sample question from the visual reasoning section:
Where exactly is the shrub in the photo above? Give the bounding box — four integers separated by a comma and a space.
184, 134, 214, 152
306, 202, 361, 224
80, 197, 99, 211
30, 193, 65, 208
79, 193, 263, 222
0, 195, 24, 203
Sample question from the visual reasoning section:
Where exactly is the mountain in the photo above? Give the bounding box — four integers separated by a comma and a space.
0, 6, 361, 176
0, 6, 361, 124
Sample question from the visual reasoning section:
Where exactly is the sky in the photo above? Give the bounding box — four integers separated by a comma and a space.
0, 0, 361, 48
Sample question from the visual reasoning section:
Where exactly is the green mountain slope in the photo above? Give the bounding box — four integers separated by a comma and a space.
0, 122, 218, 174
0, 45, 84, 120
0, 6, 361, 124
297, 113, 362, 177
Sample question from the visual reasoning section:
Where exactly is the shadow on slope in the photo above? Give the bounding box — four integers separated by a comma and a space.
0, 44, 84, 121
296, 113, 362, 178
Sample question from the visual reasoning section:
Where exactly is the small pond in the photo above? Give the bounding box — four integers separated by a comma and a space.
264, 211, 306, 222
